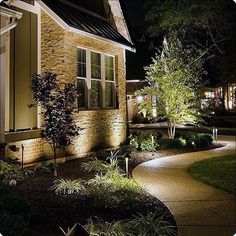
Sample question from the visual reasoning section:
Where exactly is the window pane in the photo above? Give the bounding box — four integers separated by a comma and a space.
77, 79, 86, 108
77, 48, 86, 77
91, 80, 101, 108
91, 52, 101, 79
105, 55, 114, 81
105, 82, 115, 107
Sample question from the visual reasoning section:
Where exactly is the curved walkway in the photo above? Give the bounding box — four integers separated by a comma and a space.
133, 135, 236, 236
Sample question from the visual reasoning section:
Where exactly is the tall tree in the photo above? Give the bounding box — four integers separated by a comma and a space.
135, 36, 205, 138
145, 0, 236, 57
31, 72, 80, 176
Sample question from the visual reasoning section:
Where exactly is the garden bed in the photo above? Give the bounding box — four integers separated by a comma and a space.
16, 156, 177, 236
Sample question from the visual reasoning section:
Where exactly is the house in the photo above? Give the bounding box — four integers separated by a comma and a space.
0, 0, 134, 163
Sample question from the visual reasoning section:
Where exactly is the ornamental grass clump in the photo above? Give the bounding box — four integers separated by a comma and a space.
84, 212, 177, 236
127, 211, 177, 236
49, 179, 85, 194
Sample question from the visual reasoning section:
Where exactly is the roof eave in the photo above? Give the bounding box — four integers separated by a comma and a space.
38, 0, 135, 52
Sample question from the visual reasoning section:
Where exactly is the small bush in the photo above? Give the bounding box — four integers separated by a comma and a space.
157, 138, 184, 149
129, 135, 139, 152
140, 139, 156, 151
85, 219, 127, 236
127, 211, 177, 236
81, 159, 107, 173
0, 186, 31, 236
0, 161, 24, 184
194, 134, 213, 148
49, 179, 85, 194
85, 212, 177, 236
87, 169, 143, 207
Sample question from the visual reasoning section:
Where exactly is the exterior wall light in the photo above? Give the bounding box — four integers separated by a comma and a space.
152, 108, 157, 118
136, 95, 143, 103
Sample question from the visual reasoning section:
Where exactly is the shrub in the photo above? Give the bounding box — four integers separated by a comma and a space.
0, 186, 31, 236
140, 139, 156, 151
87, 169, 143, 207
49, 179, 85, 194
84, 212, 177, 236
194, 134, 213, 148
0, 161, 24, 185
129, 135, 139, 152
85, 219, 127, 236
35, 160, 58, 173
81, 159, 107, 173
157, 138, 184, 149
127, 211, 177, 236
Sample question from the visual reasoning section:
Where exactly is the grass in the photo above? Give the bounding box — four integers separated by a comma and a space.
188, 154, 236, 194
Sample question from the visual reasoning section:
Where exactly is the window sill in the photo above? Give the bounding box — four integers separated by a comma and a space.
5, 129, 41, 142
78, 107, 119, 112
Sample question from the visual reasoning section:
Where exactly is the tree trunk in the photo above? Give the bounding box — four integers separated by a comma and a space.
53, 141, 58, 177
167, 122, 176, 139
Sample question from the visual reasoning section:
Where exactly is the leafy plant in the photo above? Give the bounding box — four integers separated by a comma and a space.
140, 138, 156, 152
49, 179, 85, 194
135, 36, 205, 139
127, 211, 177, 236
84, 212, 177, 236
81, 159, 107, 173
31, 72, 80, 176
129, 135, 139, 152
156, 138, 185, 149
0, 161, 24, 185
85, 219, 128, 236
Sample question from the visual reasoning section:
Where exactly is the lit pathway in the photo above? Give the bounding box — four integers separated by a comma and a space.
133, 135, 236, 236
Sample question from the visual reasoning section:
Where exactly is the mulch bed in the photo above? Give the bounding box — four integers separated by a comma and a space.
17, 143, 222, 236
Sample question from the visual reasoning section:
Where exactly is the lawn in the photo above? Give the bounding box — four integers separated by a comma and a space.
188, 154, 236, 194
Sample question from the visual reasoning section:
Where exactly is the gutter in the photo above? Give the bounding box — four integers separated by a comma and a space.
0, 6, 22, 35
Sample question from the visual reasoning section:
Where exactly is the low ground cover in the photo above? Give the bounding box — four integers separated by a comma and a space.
13, 152, 177, 236
188, 154, 236, 194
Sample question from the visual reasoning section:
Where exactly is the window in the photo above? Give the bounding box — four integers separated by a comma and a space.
77, 48, 116, 110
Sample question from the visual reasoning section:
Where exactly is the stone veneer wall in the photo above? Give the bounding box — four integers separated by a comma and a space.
1, 11, 128, 163
41, 11, 127, 156
5, 138, 43, 164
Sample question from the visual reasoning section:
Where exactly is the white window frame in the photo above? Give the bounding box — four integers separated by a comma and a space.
77, 47, 116, 110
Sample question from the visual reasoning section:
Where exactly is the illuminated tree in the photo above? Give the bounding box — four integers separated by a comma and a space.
135, 36, 205, 138
31, 72, 79, 176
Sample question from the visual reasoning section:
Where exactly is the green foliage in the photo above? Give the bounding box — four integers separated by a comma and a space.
180, 133, 213, 148
144, 0, 236, 55
140, 139, 156, 152
156, 138, 185, 149
0, 161, 24, 184
129, 135, 139, 152
49, 179, 85, 194
135, 36, 205, 138
31, 72, 80, 174
85, 219, 128, 236
0, 186, 31, 236
85, 212, 177, 236
81, 159, 107, 173
39, 160, 58, 173
127, 211, 177, 236
87, 169, 143, 208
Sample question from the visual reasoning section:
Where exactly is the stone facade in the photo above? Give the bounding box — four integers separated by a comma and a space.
2, 9, 128, 164
41, 11, 127, 156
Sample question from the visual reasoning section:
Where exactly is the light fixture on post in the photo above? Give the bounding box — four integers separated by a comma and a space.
136, 95, 143, 103
125, 157, 129, 178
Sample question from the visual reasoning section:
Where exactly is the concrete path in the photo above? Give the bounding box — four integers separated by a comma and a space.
133, 135, 236, 236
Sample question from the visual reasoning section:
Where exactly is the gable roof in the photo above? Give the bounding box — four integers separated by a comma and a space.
39, 0, 134, 51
